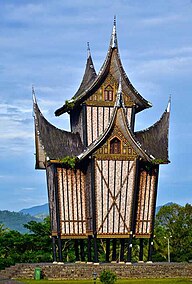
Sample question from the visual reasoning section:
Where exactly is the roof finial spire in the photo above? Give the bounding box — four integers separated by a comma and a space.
114, 15, 116, 26
116, 76, 124, 107
167, 95, 171, 113
87, 41, 91, 58
111, 15, 117, 49
32, 85, 37, 104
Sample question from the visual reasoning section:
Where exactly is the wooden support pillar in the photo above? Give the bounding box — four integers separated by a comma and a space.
106, 239, 110, 262
52, 236, 57, 262
93, 234, 99, 263
112, 239, 117, 262
139, 238, 144, 262
148, 237, 153, 262
74, 239, 80, 262
80, 239, 85, 262
87, 236, 92, 262
120, 239, 125, 262
127, 237, 132, 263
58, 235, 63, 262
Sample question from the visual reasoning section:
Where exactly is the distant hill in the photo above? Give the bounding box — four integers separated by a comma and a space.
156, 202, 174, 214
20, 203, 49, 219
0, 210, 42, 233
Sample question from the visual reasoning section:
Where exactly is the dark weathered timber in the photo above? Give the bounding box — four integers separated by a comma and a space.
120, 239, 125, 262
52, 236, 57, 262
106, 239, 110, 262
80, 239, 85, 262
87, 236, 92, 262
82, 104, 88, 146
139, 238, 144, 262
74, 240, 80, 262
112, 239, 117, 262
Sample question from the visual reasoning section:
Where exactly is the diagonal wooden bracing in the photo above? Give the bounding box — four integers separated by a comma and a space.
95, 159, 136, 237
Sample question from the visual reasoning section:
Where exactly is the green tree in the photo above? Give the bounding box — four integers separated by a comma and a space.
0, 217, 52, 270
154, 203, 192, 262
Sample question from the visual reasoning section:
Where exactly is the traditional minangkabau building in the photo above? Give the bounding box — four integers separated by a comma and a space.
33, 18, 170, 264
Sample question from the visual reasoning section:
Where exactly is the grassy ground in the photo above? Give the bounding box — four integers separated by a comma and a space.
19, 279, 192, 284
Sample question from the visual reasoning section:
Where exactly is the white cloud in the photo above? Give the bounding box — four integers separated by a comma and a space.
141, 14, 183, 26
129, 56, 192, 78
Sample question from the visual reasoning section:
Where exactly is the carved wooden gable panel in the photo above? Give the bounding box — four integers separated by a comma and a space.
86, 73, 134, 107
94, 126, 138, 160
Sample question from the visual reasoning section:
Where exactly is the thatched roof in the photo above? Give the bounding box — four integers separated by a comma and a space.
135, 102, 170, 164
33, 97, 84, 168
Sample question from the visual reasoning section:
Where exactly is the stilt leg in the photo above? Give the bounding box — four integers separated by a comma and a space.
52, 236, 57, 262
93, 234, 99, 263
58, 235, 63, 262
120, 239, 125, 262
80, 239, 85, 262
112, 239, 117, 262
106, 239, 110, 262
148, 237, 153, 262
139, 239, 144, 262
127, 237, 132, 263
74, 239, 80, 262
87, 236, 92, 263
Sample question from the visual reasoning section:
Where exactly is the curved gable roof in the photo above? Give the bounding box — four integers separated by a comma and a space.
55, 19, 151, 116
33, 96, 84, 166
135, 101, 170, 164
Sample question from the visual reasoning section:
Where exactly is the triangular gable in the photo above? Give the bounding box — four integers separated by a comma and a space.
78, 92, 151, 162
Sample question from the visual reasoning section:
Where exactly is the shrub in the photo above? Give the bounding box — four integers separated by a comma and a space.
100, 269, 117, 284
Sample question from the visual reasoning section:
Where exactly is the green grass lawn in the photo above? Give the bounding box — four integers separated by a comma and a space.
19, 279, 192, 284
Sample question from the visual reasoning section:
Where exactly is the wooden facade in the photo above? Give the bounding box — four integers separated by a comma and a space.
33, 18, 170, 263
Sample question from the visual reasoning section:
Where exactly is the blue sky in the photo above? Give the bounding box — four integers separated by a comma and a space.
0, 0, 192, 211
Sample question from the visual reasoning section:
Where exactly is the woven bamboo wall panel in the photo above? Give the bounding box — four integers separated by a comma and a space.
57, 168, 86, 237
135, 169, 156, 235
95, 160, 136, 236
86, 106, 132, 146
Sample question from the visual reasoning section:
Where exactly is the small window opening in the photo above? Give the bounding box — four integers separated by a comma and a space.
104, 85, 113, 101
110, 137, 121, 154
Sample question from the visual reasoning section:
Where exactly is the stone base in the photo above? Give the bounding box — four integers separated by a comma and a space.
0, 262, 191, 280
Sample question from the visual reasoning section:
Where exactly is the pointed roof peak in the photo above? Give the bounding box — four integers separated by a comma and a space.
166, 95, 171, 113
111, 15, 117, 49
87, 41, 91, 58
32, 85, 37, 104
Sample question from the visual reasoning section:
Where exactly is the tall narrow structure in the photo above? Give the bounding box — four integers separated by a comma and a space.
33, 19, 170, 263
